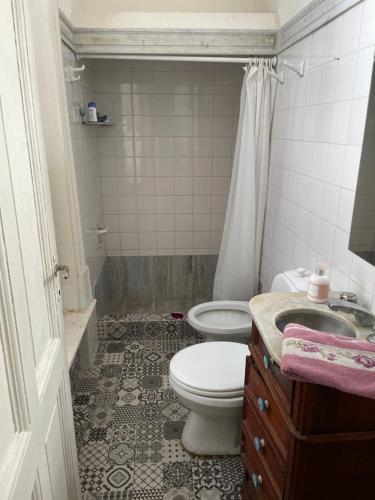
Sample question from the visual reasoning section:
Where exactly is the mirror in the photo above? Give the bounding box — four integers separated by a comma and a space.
349, 60, 375, 264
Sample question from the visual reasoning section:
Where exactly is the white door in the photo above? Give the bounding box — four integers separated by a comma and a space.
0, 1, 81, 499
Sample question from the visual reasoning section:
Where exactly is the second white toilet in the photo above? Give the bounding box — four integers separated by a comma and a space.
187, 268, 310, 342
172, 269, 310, 455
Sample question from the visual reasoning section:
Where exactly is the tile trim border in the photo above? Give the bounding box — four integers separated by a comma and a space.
60, 1, 365, 59
276, 0, 364, 52
59, 10, 276, 57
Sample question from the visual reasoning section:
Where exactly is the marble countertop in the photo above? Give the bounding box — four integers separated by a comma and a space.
64, 299, 96, 368
249, 292, 373, 365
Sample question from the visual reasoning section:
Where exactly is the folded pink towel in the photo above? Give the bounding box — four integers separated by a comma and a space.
281, 323, 375, 399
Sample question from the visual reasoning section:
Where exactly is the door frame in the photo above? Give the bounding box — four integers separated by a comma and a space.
30, 0, 93, 312
0, 0, 82, 497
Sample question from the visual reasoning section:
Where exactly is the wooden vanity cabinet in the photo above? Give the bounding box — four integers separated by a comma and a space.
241, 322, 375, 500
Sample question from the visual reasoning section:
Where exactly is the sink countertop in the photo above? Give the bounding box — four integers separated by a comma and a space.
249, 292, 372, 365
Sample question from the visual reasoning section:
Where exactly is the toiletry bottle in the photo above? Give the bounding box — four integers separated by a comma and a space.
307, 264, 330, 303
87, 101, 97, 122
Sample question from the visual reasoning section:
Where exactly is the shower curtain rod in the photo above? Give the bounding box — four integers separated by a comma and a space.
78, 54, 277, 65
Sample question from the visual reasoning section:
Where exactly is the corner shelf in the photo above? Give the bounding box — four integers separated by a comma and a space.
79, 107, 112, 126
82, 121, 113, 127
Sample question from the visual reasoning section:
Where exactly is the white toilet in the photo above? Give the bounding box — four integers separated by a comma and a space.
171, 269, 310, 455
170, 341, 249, 455
187, 301, 251, 342
187, 269, 310, 342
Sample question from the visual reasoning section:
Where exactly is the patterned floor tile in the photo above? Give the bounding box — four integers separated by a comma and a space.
111, 424, 136, 445
192, 460, 223, 495
137, 421, 163, 441
83, 426, 113, 444
113, 406, 141, 425
163, 420, 185, 440
164, 487, 195, 500
140, 403, 164, 422
199, 489, 221, 500
103, 352, 125, 365
164, 461, 193, 488
80, 466, 106, 493
88, 406, 116, 428
86, 493, 131, 500
142, 360, 164, 374
97, 377, 120, 394
105, 464, 134, 492
76, 377, 98, 393
108, 443, 135, 465
80, 442, 110, 468
132, 489, 163, 500
106, 342, 125, 353
117, 388, 142, 407
161, 402, 188, 421
101, 365, 123, 378
94, 392, 118, 408
134, 463, 164, 490
135, 441, 163, 463
162, 439, 193, 463
72, 316, 243, 499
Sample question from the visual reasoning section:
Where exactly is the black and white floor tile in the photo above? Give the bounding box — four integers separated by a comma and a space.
74, 314, 243, 500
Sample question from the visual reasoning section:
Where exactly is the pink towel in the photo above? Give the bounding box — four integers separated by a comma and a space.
281, 323, 375, 399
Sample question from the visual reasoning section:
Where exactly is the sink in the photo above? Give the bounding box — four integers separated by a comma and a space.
275, 309, 356, 338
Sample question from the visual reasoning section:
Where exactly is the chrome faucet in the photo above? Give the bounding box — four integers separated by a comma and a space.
328, 292, 375, 328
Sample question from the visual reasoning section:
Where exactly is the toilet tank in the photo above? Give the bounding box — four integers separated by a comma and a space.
270, 269, 310, 293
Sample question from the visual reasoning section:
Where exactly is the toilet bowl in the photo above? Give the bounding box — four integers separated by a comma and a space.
188, 268, 311, 342
173, 269, 312, 455
187, 301, 252, 342
169, 341, 249, 455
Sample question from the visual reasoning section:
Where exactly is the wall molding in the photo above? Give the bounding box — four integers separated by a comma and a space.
59, 10, 277, 56
60, 0, 365, 58
59, 10, 75, 53
277, 0, 364, 52
74, 28, 276, 56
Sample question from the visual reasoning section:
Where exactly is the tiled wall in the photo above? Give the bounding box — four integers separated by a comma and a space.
63, 45, 106, 290
261, 0, 375, 308
89, 59, 242, 256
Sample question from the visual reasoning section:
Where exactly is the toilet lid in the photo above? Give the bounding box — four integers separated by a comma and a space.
170, 342, 249, 395
188, 301, 252, 335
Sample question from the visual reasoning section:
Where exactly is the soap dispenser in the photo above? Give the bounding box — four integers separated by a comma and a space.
307, 264, 330, 303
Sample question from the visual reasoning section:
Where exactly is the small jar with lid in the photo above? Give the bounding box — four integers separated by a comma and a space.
307, 264, 330, 303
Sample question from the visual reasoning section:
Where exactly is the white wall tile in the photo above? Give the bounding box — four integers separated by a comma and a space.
175, 214, 193, 231
119, 214, 138, 232
174, 95, 193, 116
261, 0, 375, 307
132, 71, 153, 93
89, 60, 239, 256
112, 94, 132, 114
120, 232, 139, 250
156, 196, 174, 214
139, 232, 157, 250
157, 214, 174, 231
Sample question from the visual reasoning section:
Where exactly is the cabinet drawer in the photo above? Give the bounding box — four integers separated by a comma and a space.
251, 324, 293, 412
242, 401, 286, 490
245, 357, 289, 459
242, 444, 281, 500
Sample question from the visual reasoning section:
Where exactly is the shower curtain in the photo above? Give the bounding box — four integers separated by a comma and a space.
213, 62, 277, 301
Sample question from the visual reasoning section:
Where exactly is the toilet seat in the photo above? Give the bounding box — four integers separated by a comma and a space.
170, 342, 249, 398
187, 301, 252, 337
170, 372, 244, 398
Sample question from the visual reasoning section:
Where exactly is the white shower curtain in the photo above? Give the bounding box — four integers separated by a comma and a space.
213, 62, 277, 301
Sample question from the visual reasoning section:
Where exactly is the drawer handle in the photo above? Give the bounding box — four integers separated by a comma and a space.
254, 436, 265, 451
257, 397, 269, 412
251, 472, 263, 489
263, 354, 270, 369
